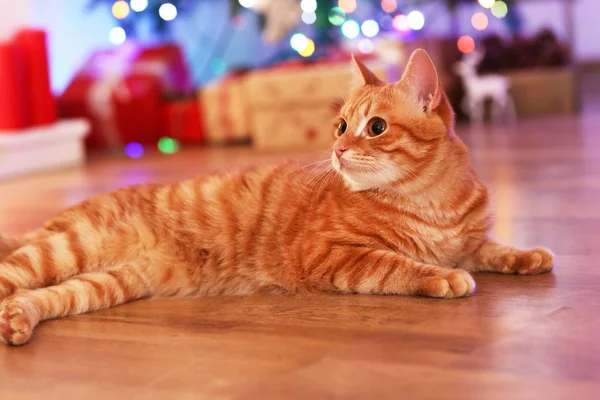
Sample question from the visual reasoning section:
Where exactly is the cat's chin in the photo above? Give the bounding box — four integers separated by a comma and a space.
332, 161, 398, 192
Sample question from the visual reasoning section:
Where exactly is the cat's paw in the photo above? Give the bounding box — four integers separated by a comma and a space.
0, 299, 37, 346
499, 248, 554, 275
420, 269, 476, 299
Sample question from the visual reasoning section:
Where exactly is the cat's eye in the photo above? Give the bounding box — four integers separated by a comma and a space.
368, 118, 387, 137
337, 119, 348, 136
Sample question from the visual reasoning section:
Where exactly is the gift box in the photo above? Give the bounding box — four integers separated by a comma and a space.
59, 42, 192, 151
162, 97, 204, 143
198, 71, 251, 145
245, 60, 387, 151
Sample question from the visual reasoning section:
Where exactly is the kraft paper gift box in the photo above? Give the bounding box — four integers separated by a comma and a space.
245, 61, 387, 152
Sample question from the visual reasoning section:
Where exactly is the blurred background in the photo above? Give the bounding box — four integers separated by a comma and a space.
0, 0, 596, 179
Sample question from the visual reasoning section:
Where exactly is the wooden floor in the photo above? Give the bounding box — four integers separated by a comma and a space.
1, 115, 600, 399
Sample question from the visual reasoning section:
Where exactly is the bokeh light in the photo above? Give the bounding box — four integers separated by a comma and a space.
393, 14, 410, 31
290, 33, 308, 52
158, 137, 180, 154
338, 0, 357, 14
159, 3, 177, 21
231, 15, 246, 30
210, 58, 227, 76
358, 38, 374, 54
298, 39, 315, 57
381, 0, 397, 13
478, 0, 496, 9
300, 0, 317, 13
238, 0, 256, 8
341, 20, 360, 38
491, 1, 508, 18
109, 27, 126, 45
125, 142, 144, 159
407, 11, 425, 30
112, 1, 130, 19
458, 35, 476, 54
361, 20, 380, 38
302, 12, 317, 24
471, 12, 489, 31
328, 7, 346, 26
130, 0, 148, 12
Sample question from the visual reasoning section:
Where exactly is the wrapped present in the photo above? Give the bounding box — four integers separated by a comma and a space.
59, 42, 192, 151
198, 70, 251, 145
245, 60, 387, 152
162, 97, 204, 143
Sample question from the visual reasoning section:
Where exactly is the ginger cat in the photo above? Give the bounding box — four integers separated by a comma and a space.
0, 50, 553, 346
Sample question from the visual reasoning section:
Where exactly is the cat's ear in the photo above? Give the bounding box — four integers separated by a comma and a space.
398, 49, 442, 114
352, 54, 384, 86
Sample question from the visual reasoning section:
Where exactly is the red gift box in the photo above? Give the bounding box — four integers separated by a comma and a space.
59, 42, 192, 151
162, 99, 204, 143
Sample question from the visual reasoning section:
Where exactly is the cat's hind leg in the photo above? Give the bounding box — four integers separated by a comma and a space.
0, 228, 104, 298
1, 263, 150, 345
0, 256, 196, 345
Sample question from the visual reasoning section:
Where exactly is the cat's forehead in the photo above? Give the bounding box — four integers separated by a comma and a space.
341, 84, 419, 118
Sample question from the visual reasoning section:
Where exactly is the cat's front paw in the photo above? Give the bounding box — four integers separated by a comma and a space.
420, 269, 476, 299
500, 248, 554, 275
0, 299, 37, 346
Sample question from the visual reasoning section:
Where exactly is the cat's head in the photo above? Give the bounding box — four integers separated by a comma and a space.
332, 49, 456, 192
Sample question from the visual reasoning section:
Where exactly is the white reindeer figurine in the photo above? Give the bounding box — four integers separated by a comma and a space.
454, 51, 515, 124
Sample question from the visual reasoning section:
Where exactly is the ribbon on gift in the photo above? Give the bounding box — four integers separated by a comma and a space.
84, 45, 169, 149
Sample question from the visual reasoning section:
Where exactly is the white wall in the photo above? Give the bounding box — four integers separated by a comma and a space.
0, 0, 31, 40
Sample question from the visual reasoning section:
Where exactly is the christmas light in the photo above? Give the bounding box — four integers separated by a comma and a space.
112, 1, 130, 19
109, 27, 126, 45
125, 142, 144, 159
338, 0, 357, 14
300, 0, 317, 13
130, 0, 148, 12
458, 35, 475, 54
478, 0, 496, 9
358, 38, 374, 54
158, 3, 177, 21
491, 1, 508, 18
341, 20, 360, 38
407, 11, 425, 31
239, 0, 256, 8
302, 12, 317, 24
232, 15, 246, 30
328, 7, 346, 26
381, 0, 397, 13
210, 58, 226, 76
392, 14, 410, 32
290, 33, 309, 52
298, 39, 315, 57
471, 12, 488, 31
158, 137, 180, 154
361, 20, 379, 38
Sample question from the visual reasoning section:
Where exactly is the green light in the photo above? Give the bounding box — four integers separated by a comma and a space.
158, 137, 180, 154
328, 7, 346, 26
209, 58, 226, 77
491, 1, 508, 19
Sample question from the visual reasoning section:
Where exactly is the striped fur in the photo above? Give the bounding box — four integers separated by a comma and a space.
0, 50, 553, 345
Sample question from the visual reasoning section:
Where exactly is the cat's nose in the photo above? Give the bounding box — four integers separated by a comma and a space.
334, 145, 348, 159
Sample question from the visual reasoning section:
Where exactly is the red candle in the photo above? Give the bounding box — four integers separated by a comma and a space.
0, 41, 28, 131
14, 29, 57, 127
